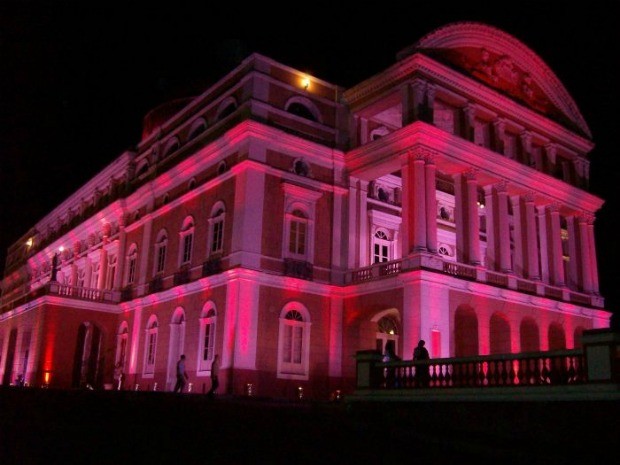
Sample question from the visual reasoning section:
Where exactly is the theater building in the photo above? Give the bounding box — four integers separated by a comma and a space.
0, 23, 610, 398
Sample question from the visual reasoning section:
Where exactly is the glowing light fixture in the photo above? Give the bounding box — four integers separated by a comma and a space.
26, 238, 33, 248
59, 246, 65, 253
44, 371, 51, 386
301, 77, 311, 90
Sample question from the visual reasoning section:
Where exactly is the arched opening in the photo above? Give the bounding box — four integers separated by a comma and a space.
573, 326, 585, 349
520, 317, 540, 352
454, 305, 478, 357
72, 323, 103, 389
489, 312, 511, 354
375, 315, 400, 355
287, 102, 317, 121
167, 308, 186, 390
548, 323, 566, 350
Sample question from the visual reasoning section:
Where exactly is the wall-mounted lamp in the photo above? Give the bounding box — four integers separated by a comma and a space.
301, 77, 311, 90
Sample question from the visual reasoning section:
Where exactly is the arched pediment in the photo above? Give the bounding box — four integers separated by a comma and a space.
400, 22, 591, 137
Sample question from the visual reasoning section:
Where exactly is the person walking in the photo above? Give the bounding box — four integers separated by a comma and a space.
173, 354, 189, 393
207, 354, 220, 398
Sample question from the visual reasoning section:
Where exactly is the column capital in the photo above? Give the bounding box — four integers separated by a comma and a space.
523, 191, 536, 203
577, 212, 595, 224
463, 168, 478, 181
493, 118, 507, 130
547, 202, 561, 214
494, 180, 509, 193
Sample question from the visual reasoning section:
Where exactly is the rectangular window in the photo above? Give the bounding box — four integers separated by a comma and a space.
106, 264, 116, 289
128, 257, 136, 284
182, 234, 193, 264
211, 221, 223, 253
202, 323, 214, 362
156, 245, 166, 273
147, 333, 157, 365
289, 221, 306, 255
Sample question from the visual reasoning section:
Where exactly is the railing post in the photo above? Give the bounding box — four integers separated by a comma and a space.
355, 350, 383, 389
582, 329, 620, 383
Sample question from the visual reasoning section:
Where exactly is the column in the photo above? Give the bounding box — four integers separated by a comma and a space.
510, 196, 524, 277
520, 131, 532, 166
453, 174, 467, 263
402, 79, 425, 125
466, 172, 481, 265
578, 214, 593, 293
347, 177, 359, 268
358, 180, 369, 266
97, 247, 108, 290
401, 151, 427, 254
587, 217, 600, 293
483, 185, 498, 271
425, 84, 436, 123
231, 167, 266, 269
545, 143, 557, 176
492, 118, 506, 155
114, 216, 127, 289
548, 204, 565, 287
566, 216, 580, 289
138, 217, 153, 287
462, 104, 476, 142
496, 182, 512, 273
424, 155, 437, 253
524, 193, 540, 280
328, 296, 344, 378
537, 205, 550, 283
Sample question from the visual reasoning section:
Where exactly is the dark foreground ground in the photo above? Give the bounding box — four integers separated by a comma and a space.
1, 386, 618, 465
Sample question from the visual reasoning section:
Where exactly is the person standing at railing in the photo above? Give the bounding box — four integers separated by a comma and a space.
413, 340, 430, 387
383, 341, 401, 388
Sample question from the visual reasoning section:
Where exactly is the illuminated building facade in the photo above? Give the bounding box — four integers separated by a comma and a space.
0, 23, 610, 398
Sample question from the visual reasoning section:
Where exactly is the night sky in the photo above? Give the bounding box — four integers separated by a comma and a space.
1, 6, 618, 324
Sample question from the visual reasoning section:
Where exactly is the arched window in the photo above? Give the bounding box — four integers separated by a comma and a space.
372, 229, 391, 264
179, 216, 195, 266
376, 315, 399, 354
105, 254, 117, 290
154, 230, 168, 274
143, 316, 158, 376
285, 97, 321, 123
197, 303, 217, 373
162, 137, 180, 160
217, 161, 228, 175
125, 243, 138, 285
188, 118, 207, 140
115, 322, 129, 373
167, 308, 186, 389
188, 178, 196, 191
208, 202, 226, 256
277, 303, 311, 379
282, 184, 321, 264
216, 97, 237, 121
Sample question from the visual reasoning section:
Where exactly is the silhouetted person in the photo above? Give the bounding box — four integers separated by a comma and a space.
383, 341, 400, 388
173, 354, 188, 393
413, 340, 430, 387
207, 354, 220, 398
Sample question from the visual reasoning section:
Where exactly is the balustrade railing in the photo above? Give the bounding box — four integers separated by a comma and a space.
343, 254, 601, 308
373, 350, 585, 390
47, 282, 121, 303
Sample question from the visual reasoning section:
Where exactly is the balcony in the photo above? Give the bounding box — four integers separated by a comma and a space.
202, 257, 222, 277
47, 282, 121, 304
283, 259, 313, 281
344, 253, 604, 308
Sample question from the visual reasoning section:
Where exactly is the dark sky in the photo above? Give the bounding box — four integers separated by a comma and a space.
0, 6, 618, 322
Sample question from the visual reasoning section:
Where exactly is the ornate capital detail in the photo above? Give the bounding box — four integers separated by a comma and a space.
492, 118, 506, 131
523, 191, 536, 203
577, 212, 595, 224
547, 202, 561, 214
463, 168, 478, 181
494, 180, 508, 193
